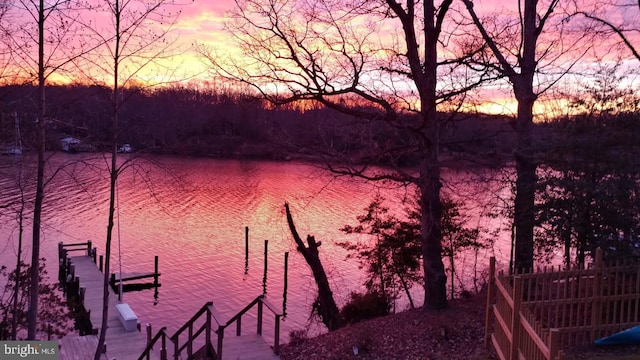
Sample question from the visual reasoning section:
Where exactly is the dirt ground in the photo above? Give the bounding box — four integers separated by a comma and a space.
279, 293, 494, 360
278, 292, 640, 360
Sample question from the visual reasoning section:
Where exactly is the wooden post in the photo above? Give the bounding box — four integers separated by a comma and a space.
99, 255, 103, 272
591, 247, 604, 339
146, 324, 152, 360
154, 255, 159, 288
245, 226, 249, 260
58, 243, 65, 282
205, 310, 212, 358
236, 316, 242, 336
509, 276, 523, 360
283, 252, 289, 315
110, 273, 116, 291
74, 277, 80, 299
274, 314, 281, 354
244, 227, 249, 274
187, 324, 193, 358
216, 326, 224, 360
91, 247, 97, 263
485, 257, 496, 348
257, 299, 263, 335
69, 265, 75, 283
87, 240, 92, 256
263, 240, 268, 295
160, 334, 167, 360
160, 328, 167, 360
548, 328, 560, 360
173, 334, 179, 360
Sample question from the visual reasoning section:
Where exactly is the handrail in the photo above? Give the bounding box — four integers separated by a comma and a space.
170, 301, 217, 360
175, 322, 206, 354
60, 242, 89, 247
170, 301, 214, 341
139, 295, 283, 360
214, 294, 283, 358
222, 296, 261, 328
221, 295, 283, 329
260, 295, 283, 317
208, 303, 225, 326
137, 326, 170, 360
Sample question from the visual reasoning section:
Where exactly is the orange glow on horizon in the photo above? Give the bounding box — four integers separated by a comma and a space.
2, 0, 638, 123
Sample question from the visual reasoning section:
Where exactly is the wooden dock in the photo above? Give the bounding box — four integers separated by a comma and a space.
220, 335, 279, 360
59, 241, 279, 360
59, 334, 106, 360
61, 254, 157, 360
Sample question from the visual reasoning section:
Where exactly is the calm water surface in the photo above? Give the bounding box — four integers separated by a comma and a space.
0, 154, 511, 343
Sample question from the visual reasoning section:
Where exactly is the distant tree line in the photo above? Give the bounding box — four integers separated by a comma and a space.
0, 83, 517, 163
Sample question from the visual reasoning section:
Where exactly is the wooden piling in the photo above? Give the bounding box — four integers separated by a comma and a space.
263, 240, 268, 295
58, 242, 65, 282
87, 240, 92, 256
245, 226, 249, 260
99, 255, 103, 272
283, 252, 289, 315
154, 255, 159, 289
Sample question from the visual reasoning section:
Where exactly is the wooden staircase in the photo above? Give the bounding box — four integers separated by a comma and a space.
138, 295, 282, 360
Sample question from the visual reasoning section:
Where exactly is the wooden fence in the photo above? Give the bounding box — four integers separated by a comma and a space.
485, 248, 640, 360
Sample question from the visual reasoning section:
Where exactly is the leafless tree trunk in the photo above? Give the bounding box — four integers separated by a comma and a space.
27, 0, 46, 339
0, 0, 85, 339
462, 0, 585, 272
11, 160, 25, 340
284, 203, 343, 330
205, 0, 490, 310
74, 1, 183, 357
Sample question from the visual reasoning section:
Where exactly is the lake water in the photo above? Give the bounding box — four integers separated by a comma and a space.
0, 153, 512, 343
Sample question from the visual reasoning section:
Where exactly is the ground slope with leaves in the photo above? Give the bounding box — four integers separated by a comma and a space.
279, 292, 492, 360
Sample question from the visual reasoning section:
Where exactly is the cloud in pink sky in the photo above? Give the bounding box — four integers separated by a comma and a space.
13, 0, 635, 108
172, 0, 523, 72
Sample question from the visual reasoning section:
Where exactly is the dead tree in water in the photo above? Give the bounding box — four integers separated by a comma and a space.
284, 202, 344, 331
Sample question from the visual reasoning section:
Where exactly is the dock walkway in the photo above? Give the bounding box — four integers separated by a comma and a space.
59, 242, 279, 360
61, 255, 157, 360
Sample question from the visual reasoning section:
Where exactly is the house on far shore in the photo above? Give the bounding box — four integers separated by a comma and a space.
118, 143, 133, 153
61, 137, 80, 152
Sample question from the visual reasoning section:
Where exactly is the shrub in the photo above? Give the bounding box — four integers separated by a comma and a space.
288, 328, 309, 345
340, 291, 390, 324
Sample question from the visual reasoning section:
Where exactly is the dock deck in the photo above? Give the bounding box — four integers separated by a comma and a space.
59, 245, 279, 360
60, 255, 157, 360
220, 335, 280, 359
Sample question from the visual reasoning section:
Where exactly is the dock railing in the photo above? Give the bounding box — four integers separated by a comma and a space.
139, 294, 282, 360
215, 294, 283, 358
138, 326, 170, 360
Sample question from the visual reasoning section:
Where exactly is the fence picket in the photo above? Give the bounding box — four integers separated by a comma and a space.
486, 250, 640, 360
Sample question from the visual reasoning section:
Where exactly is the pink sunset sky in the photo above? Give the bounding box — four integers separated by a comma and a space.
14, 0, 634, 117
169, 0, 525, 78
166, 1, 639, 117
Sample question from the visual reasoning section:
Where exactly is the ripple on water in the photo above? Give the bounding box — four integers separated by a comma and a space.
0, 156, 509, 341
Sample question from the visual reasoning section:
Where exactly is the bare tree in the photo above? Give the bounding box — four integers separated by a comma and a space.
203, 0, 491, 310
3, 0, 85, 339
461, 0, 588, 272
572, 0, 640, 61
72, 1, 185, 357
